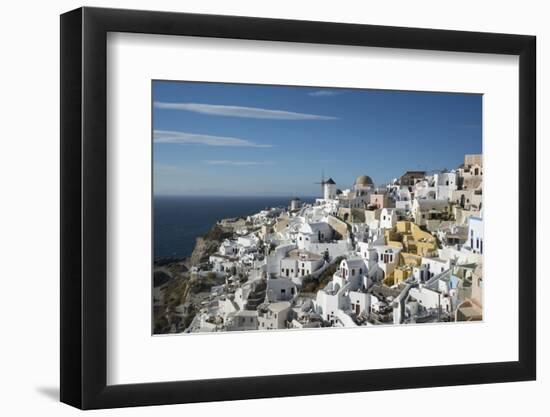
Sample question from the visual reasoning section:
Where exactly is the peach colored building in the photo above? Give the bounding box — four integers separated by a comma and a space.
369, 193, 389, 209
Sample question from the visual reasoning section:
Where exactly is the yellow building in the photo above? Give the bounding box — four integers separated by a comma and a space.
384, 266, 412, 286
385, 221, 438, 257
379, 221, 439, 287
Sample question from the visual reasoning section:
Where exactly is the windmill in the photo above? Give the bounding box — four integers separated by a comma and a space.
314, 170, 326, 198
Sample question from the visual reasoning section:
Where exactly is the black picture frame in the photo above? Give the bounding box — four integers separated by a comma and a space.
60, 6, 536, 410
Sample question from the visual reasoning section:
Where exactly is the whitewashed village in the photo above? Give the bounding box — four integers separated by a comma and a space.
154, 154, 483, 334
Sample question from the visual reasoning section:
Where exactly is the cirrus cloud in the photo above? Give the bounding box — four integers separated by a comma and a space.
308, 90, 342, 97
204, 160, 274, 166
154, 130, 272, 148
154, 101, 338, 120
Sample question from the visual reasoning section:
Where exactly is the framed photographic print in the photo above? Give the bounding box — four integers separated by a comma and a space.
60, 7, 536, 410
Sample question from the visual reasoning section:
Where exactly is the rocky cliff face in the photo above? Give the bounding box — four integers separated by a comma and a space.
189, 237, 220, 266
188, 224, 233, 266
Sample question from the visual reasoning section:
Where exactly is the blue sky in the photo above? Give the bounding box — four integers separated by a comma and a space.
153, 81, 482, 197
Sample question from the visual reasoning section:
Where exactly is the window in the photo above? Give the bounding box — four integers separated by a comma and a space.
352, 268, 355, 276
359, 268, 363, 274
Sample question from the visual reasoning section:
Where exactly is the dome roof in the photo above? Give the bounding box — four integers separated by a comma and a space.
355, 175, 374, 186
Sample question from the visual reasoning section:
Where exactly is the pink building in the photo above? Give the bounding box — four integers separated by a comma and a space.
369, 193, 389, 209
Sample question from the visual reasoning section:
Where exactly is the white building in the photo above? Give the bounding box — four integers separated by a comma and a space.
372, 245, 401, 278
335, 257, 368, 289
419, 256, 452, 280
348, 290, 371, 316
219, 239, 238, 256
411, 198, 450, 226
408, 286, 452, 315
304, 240, 350, 260
380, 208, 397, 229
434, 171, 458, 200
237, 234, 260, 250
413, 179, 437, 200
466, 215, 483, 255
265, 277, 297, 302
314, 257, 370, 323
266, 243, 296, 276
258, 302, 292, 330
225, 310, 259, 331
390, 186, 412, 210
297, 221, 333, 249
209, 254, 238, 273
279, 249, 324, 279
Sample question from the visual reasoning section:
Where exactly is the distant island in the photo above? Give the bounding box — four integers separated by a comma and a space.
153, 154, 483, 334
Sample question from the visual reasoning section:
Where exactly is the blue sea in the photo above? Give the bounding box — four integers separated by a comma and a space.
154, 196, 314, 260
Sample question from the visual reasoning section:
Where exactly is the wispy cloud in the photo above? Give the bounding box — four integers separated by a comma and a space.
154, 130, 272, 148
204, 160, 274, 166
154, 102, 338, 120
308, 90, 342, 97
